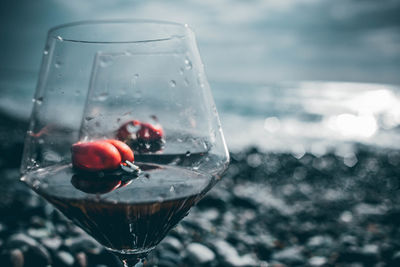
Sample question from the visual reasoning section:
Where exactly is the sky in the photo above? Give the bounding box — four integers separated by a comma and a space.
1, 0, 399, 85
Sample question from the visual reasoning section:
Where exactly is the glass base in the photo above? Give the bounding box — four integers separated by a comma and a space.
106, 247, 155, 267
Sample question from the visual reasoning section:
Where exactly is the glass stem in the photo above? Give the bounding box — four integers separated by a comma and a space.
114, 252, 148, 267
121, 257, 143, 267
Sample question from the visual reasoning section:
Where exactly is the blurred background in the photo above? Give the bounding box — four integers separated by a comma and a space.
1, 0, 400, 135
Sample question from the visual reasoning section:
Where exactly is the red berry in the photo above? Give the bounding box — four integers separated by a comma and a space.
71, 139, 134, 171
104, 139, 134, 162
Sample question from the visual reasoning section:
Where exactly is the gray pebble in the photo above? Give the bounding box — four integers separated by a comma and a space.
186, 243, 215, 264
307, 235, 334, 248
64, 236, 101, 254
41, 236, 62, 252
6, 233, 38, 248
160, 236, 183, 253
158, 250, 181, 265
1, 249, 25, 267
309, 256, 327, 266
24, 244, 52, 267
212, 240, 257, 266
272, 246, 305, 265
392, 251, 400, 265
27, 228, 50, 239
75, 252, 88, 267
56, 251, 75, 266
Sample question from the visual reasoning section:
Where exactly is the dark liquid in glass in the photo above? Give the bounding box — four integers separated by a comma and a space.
22, 155, 213, 253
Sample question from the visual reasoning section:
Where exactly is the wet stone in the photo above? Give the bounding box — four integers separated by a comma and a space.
75, 252, 88, 267
29, 216, 46, 228
307, 235, 334, 248
185, 242, 215, 265
41, 236, 62, 252
391, 251, 400, 265
197, 190, 229, 211
159, 236, 183, 253
6, 233, 38, 249
340, 235, 358, 247
0, 249, 24, 267
23, 244, 52, 267
27, 228, 50, 239
211, 240, 257, 266
272, 246, 305, 266
64, 236, 101, 254
309, 256, 327, 266
55, 251, 75, 267
158, 250, 181, 265
361, 244, 379, 259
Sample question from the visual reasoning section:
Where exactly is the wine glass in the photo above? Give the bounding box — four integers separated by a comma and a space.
20, 20, 229, 267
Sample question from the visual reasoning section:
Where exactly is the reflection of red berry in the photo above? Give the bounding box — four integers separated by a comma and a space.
137, 123, 163, 141
117, 120, 164, 142
71, 175, 122, 194
116, 120, 141, 141
72, 139, 134, 171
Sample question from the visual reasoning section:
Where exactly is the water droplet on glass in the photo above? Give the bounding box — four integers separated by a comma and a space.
197, 74, 204, 87
43, 50, 49, 55
144, 173, 150, 179
179, 67, 184, 75
55, 61, 62, 68
184, 78, 189, 86
32, 179, 40, 189
177, 138, 183, 143
203, 142, 208, 150
99, 55, 114, 67
150, 115, 159, 124
85, 116, 94, 121
133, 89, 142, 100
97, 92, 108, 101
193, 166, 199, 170
169, 186, 175, 192
169, 80, 176, 87
56, 36, 63, 41
184, 58, 192, 70
127, 123, 140, 133
32, 97, 43, 104
186, 151, 191, 157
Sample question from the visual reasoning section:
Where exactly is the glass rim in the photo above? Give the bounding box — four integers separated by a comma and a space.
48, 19, 193, 44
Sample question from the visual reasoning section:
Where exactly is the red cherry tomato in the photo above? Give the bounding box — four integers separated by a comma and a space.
72, 139, 134, 171
104, 139, 134, 162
